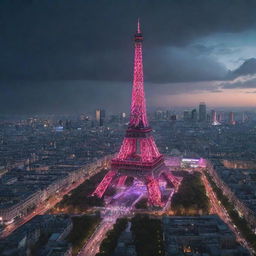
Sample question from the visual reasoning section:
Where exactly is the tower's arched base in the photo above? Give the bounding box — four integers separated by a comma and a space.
91, 159, 182, 207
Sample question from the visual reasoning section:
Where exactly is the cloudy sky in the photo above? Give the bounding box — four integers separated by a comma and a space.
1, 0, 256, 114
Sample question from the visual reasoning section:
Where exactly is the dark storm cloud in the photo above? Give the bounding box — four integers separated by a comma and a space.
191, 43, 239, 57
221, 75, 256, 89
1, 0, 256, 81
0, 80, 131, 114
1, 0, 256, 113
221, 58, 256, 89
0, 79, 221, 114
232, 58, 256, 76
145, 47, 227, 83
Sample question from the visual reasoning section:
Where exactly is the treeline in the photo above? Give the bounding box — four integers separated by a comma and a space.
131, 214, 164, 256
205, 172, 256, 251
171, 172, 209, 215
51, 170, 108, 213
96, 218, 128, 256
67, 214, 101, 256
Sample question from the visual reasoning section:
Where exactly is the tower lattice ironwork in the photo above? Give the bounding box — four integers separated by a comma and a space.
92, 20, 181, 207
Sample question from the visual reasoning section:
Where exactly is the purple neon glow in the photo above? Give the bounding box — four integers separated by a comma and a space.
198, 158, 207, 168
164, 156, 182, 167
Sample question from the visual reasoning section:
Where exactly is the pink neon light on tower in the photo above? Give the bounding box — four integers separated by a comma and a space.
130, 19, 148, 128
92, 20, 182, 207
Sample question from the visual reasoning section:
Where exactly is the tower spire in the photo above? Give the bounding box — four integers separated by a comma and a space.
130, 19, 148, 128
137, 18, 141, 34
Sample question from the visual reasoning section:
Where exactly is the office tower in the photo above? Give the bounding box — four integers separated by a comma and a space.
171, 115, 177, 121
242, 112, 248, 123
96, 109, 105, 126
191, 109, 197, 122
155, 110, 164, 120
211, 110, 220, 125
217, 112, 222, 123
211, 110, 216, 123
229, 112, 235, 125
183, 110, 190, 121
199, 102, 206, 122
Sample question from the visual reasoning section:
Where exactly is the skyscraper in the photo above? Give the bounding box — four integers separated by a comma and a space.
95, 109, 100, 122
217, 112, 222, 123
95, 109, 105, 126
199, 102, 206, 122
211, 110, 216, 122
191, 109, 197, 122
183, 110, 190, 121
211, 110, 220, 125
229, 112, 235, 125
242, 112, 248, 123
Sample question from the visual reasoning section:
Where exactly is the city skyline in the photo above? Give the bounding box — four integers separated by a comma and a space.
1, 2, 256, 256
1, 1, 256, 114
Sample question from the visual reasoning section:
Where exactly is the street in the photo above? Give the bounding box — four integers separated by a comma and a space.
200, 170, 254, 255
0, 166, 103, 238
77, 206, 131, 256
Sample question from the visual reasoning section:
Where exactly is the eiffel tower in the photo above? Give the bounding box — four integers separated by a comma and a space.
92, 20, 181, 206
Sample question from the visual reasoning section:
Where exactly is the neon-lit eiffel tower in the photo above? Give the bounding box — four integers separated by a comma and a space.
92, 20, 180, 207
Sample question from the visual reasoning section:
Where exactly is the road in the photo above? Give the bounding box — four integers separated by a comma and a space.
200, 170, 254, 255
75, 167, 254, 256
78, 206, 131, 256
1, 167, 103, 238
162, 189, 174, 212
77, 220, 114, 256
76, 179, 176, 256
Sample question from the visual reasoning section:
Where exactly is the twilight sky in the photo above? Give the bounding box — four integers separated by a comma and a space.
1, 0, 256, 114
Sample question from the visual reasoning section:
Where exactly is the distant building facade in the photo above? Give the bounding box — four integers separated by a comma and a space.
163, 215, 250, 256
199, 102, 207, 122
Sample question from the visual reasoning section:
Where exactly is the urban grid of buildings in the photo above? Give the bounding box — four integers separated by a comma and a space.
0, 21, 256, 256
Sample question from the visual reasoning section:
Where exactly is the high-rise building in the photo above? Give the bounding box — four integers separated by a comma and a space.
92, 20, 182, 207
217, 112, 222, 123
242, 112, 248, 123
95, 109, 105, 126
211, 110, 216, 122
229, 112, 235, 125
65, 120, 72, 129
120, 112, 126, 123
207, 114, 210, 122
166, 110, 171, 120
191, 109, 197, 122
95, 109, 100, 122
183, 110, 190, 121
155, 110, 164, 120
171, 115, 177, 121
211, 110, 220, 125
199, 102, 206, 122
